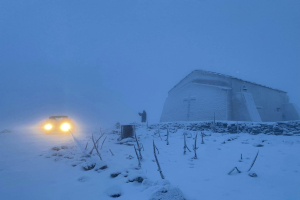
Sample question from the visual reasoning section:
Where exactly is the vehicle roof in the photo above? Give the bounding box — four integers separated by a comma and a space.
49, 116, 68, 119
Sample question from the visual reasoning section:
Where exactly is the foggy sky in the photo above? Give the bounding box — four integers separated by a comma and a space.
0, 0, 299, 129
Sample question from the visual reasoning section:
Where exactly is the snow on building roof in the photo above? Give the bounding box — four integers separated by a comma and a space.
170, 69, 287, 93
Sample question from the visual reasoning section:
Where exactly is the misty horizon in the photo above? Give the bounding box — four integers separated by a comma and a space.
0, 0, 299, 129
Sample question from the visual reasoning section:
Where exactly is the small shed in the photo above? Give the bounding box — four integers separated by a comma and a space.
121, 125, 135, 139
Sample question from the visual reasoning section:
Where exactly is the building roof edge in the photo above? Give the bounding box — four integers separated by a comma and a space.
169, 69, 287, 93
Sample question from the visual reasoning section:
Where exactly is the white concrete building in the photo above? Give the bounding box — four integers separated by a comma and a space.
160, 70, 300, 122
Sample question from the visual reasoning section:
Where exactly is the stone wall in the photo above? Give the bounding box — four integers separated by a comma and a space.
148, 121, 300, 136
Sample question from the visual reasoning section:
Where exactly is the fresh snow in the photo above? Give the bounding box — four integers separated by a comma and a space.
0, 124, 300, 200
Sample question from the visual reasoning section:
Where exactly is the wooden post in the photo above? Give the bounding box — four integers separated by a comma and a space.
153, 140, 164, 179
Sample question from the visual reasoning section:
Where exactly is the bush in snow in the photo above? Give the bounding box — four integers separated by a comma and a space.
126, 170, 146, 183
150, 185, 186, 200
105, 185, 122, 198
94, 161, 108, 171
82, 162, 96, 171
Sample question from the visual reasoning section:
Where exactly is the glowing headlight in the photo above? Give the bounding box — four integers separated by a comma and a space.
60, 123, 70, 132
44, 124, 52, 130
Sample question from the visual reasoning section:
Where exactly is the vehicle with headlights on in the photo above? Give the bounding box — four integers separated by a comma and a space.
43, 116, 74, 133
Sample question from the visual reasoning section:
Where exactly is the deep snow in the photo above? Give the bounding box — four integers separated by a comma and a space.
0, 124, 300, 200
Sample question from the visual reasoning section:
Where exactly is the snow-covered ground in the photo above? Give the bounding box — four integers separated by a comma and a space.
1, 125, 300, 200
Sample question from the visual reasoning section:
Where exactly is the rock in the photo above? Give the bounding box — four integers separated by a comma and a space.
216, 129, 225, 133
251, 128, 261, 134
135, 177, 144, 183
78, 176, 88, 182
110, 172, 121, 178
128, 176, 144, 183
274, 131, 283, 135
52, 147, 60, 151
61, 146, 68, 149
230, 130, 238, 134
249, 172, 257, 177
82, 163, 96, 171
126, 155, 134, 159
99, 165, 108, 170
253, 144, 264, 147
263, 129, 270, 134
110, 194, 121, 198
273, 125, 283, 135
64, 156, 73, 159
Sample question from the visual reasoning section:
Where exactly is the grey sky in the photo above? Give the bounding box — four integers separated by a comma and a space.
0, 0, 299, 129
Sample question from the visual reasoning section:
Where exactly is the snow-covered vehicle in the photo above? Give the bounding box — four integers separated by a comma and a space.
43, 116, 74, 133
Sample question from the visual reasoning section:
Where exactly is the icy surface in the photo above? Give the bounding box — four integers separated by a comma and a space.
0, 124, 300, 200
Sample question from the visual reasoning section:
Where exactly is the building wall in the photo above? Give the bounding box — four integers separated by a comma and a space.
230, 79, 289, 122
160, 82, 229, 122
282, 103, 300, 121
